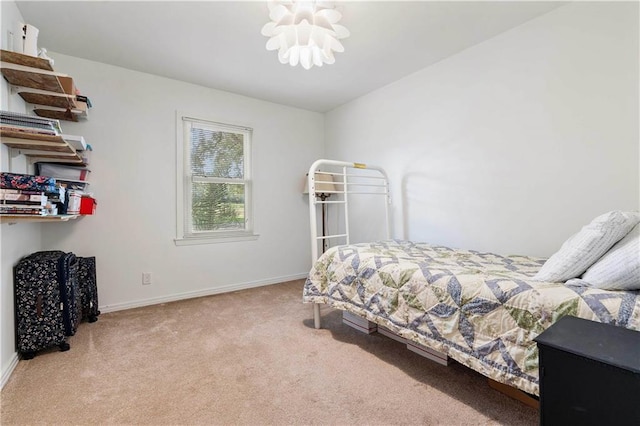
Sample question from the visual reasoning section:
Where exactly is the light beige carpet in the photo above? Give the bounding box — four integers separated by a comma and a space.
1, 280, 537, 425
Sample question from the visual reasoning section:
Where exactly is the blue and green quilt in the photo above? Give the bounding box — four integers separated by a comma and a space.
303, 240, 640, 396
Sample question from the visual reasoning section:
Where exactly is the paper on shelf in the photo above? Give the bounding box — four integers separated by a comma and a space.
61, 134, 86, 150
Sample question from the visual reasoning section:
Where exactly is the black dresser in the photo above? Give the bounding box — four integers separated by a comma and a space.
534, 316, 640, 425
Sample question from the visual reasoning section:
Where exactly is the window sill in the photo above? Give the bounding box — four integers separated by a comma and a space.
174, 233, 259, 246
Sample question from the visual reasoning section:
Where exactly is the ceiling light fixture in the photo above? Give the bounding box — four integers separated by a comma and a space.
261, 1, 350, 70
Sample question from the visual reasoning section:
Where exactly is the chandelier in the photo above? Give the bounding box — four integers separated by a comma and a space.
261, 1, 350, 70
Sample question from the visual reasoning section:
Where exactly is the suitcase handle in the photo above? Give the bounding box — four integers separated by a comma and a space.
36, 294, 42, 318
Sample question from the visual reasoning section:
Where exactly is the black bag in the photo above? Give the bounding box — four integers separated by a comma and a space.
14, 251, 81, 359
77, 256, 100, 323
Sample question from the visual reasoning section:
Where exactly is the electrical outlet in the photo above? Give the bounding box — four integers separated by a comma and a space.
142, 272, 152, 285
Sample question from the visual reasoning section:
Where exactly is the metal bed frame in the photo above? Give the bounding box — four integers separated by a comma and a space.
306, 159, 392, 329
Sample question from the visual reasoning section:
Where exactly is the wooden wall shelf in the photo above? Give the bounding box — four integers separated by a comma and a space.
1, 51, 93, 226
33, 108, 83, 122
0, 49, 53, 71
19, 90, 76, 110
1, 67, 68, 93
0, 50, 85, 121
0, 129, 84, 164
0, 214, 79, 224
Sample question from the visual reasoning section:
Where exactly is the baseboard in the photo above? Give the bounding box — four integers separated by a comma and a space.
98, 273, 308, 313
1, 352, 19, 390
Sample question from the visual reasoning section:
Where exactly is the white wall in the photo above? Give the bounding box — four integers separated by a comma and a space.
0, 0, 42, 387
325, 2, 639, 257
40, 54, 324, 311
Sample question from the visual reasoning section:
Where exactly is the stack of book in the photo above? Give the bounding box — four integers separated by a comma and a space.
0, 189, 49, 216
0, 110, 62, 135
0, 172, 65, 216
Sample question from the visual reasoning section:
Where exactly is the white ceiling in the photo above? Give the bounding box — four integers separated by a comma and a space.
16, 1, 566, 112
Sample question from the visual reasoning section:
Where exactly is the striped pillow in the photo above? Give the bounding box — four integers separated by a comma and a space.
533, 211, 640, 283
567, 223, 640, 290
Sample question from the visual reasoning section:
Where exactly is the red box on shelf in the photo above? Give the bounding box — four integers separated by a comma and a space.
79, 196, 96, 215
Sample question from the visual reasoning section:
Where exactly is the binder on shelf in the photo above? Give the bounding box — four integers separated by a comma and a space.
0, 110, 62, 134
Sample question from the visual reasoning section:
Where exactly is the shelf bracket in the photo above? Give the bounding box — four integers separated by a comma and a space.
8, 147, 22, 158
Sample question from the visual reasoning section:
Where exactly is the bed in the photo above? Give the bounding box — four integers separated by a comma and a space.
302, 160, 640, 397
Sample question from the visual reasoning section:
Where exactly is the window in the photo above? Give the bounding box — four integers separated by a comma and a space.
176, 114, 256, 245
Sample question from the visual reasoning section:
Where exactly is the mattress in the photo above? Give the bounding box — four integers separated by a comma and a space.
303, 240, 640, 396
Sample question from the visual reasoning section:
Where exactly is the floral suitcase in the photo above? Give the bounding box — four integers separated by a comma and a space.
77, 256, 100, 323
14, 251, 81, 359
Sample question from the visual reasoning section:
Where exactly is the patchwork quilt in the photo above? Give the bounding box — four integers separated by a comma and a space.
303, 240, 640, 396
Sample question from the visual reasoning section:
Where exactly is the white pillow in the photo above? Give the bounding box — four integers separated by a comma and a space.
567, 223, 640, 290
533, 211, 640, 282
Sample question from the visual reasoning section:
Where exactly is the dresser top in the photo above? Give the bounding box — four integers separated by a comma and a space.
534, 316, 640, 374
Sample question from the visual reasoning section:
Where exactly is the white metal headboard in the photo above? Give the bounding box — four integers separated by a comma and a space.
307, 160, 391, 328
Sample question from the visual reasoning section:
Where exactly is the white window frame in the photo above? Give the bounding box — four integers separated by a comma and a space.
175, 112, 258, 245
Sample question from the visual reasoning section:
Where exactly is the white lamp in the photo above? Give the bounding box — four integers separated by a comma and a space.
261, 1, 350, 70
304, 172, 336, 252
